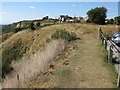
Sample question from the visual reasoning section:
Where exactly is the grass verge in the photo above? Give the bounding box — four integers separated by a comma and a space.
99, 43, 118, 87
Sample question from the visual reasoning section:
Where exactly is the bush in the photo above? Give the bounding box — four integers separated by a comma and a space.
15, 28, 22, 33
36, 22, 41, 27
29, 22, 36, 30
114, 16, 120, 25
46, 38, 51, 43
2, 40, 27, 78
51, 29, 78, 42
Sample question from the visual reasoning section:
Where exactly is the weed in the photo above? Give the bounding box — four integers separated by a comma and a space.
46, 38, 51, 43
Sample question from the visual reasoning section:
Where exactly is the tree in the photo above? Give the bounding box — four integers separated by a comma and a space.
65, 15, 73, 20
87, 7, 107, 25
42, 16, 49, 20
29, 22, 36, 30
15, 28, 22, 33
114, 16, 120, 25
106, 18, 114, 24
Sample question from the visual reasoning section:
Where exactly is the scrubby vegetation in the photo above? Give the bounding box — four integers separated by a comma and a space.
114, 16, 120, 25
2, 19, 56, 34
51, 29, 79, 42
1, 23, 119, 88
2, 24, 16, 34
2, 40, 27, 78
29, 22, 36, 30
15, 27, 27, 33
1, 28, 78, 79
36, 22, 41, 27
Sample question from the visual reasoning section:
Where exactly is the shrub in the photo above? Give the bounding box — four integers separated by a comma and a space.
2, 40, 27, 78
46, 38, 51, 43
51, 29, 78, 42
29, 22, 36, 30
15, 28, 22, 33
114, 16, 120, 25
36, 22, 41, 27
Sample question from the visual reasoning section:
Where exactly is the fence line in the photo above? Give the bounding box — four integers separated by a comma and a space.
98, 27, 120, 87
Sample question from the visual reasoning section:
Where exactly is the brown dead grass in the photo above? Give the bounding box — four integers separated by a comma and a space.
2, 23, 119, 88
2, 23, 119, 59
2, 39, 67, 88
28, 23, 119, 88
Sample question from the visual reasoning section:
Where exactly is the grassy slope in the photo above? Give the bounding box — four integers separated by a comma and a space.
27, 23, 119, 88
31, 35, 116, 88
1, 25, 56, 76
1, 23, 119, 87
1, 23, 119, 70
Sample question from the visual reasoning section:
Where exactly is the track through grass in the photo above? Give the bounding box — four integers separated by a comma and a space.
30, 24, 117, 88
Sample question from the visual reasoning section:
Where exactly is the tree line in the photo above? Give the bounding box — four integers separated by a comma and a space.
87, 7, 120, 25
16, 7, 120, 31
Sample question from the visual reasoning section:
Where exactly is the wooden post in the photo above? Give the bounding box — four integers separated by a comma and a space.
102, 36, 104, 45
98, 27, 102, 40
105, 39, 107, 50
117, 58, 120, 87
108, 45, 113, 62
17, 74, 19, 88
117, 75, 120, 87
106, 35, 110, 40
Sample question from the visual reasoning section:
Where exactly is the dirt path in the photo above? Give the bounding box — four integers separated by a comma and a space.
30, 33, 115, 88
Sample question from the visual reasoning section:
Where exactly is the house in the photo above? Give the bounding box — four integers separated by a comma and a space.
58, 15, 66, 22
81, 16, 88, 23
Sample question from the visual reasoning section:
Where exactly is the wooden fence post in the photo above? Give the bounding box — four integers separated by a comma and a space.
98, 27, 102, 40
105, 39, 107, 50
108, 45, 113, 62
117, 74, 120, 87
17, 74, 19, 88
102, 36, 104, 45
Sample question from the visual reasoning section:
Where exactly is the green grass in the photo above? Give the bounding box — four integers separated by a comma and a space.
69, 54, 80, 62
98, 43, 118, 87
56, 69, 71, 77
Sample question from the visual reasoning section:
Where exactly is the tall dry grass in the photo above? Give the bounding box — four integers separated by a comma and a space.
2, 39, 67, 88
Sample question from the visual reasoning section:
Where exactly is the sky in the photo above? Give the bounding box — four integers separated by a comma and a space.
1, 2, 119, 24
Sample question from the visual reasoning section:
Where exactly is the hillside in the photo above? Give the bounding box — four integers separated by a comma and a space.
1, 23, 120, 88
2, 19, 56, 34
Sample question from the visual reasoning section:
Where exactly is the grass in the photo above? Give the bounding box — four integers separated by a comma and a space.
98, 43, 118, 87
56, 69, 71, 77
2, 23, 119, 86
2, 32, 14, 42
100, 25, 120, 37
1, 27, 78, 78
69, 53, 80, 62
21, 23, 120, 88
